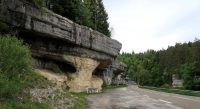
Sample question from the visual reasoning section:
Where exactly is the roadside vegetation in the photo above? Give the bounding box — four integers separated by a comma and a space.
0, 35, 52, 108
0, 35, 94, 109
119, 39, 200, 91
140, 86, 200, 97
69, 92, 89, 109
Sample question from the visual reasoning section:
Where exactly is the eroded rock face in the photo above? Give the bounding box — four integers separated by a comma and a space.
0, 0, 121, 59
102, 61, 127, 85
64, 55, 103, 92
0, 0, 122, 92
36, 69, 68, 89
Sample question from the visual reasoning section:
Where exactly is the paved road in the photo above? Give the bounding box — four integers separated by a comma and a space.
86, 85, 200, 109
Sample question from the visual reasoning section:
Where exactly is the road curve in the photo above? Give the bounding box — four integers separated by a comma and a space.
86, 85, 200, 109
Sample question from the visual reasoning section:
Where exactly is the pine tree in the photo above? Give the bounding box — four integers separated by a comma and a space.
84, 0, 111, 37
50, 0, 92, 27
96, 0, 111, 37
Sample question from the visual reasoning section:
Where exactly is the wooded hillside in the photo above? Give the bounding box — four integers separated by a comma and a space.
119, 40, 200, 90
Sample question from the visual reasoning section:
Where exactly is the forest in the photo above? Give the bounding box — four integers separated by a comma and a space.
26, 0, 111, 37
118, 39, 200, 90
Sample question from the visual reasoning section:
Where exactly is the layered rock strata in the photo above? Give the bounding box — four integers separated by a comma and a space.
102, 60, 127, 85
0, 0, 122, 92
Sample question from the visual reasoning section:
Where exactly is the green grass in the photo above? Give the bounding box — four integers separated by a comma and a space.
0, 35, 52, 109
140, 86, 200, 97
62, 92, 92, 109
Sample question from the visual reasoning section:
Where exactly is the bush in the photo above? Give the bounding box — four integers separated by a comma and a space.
0, 35, 32, 80
161, 83, 171, 89
3, 100, 51, 109
181, 63, 200, 90
0, 75, 21, 99
0, 35, 32, 99
0, 35, 51, 108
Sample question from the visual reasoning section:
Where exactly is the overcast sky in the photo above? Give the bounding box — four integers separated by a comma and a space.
103, 0, 200, 53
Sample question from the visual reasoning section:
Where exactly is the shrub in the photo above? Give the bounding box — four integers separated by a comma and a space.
0, 74, 21, 99
0, 35, 51, 108
0, 35, 32, 80
161, 83, 171, 89
181, 63, 200, 90
0, 35, 32, 99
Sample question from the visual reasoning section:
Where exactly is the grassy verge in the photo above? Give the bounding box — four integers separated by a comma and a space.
69, 92, 89, 109
0, 35, 52, 109
140, 86, 200, 97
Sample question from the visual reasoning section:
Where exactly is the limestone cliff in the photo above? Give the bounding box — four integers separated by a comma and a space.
0, 0, 124, 92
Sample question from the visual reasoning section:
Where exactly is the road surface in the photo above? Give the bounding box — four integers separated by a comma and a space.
86, 85, 200, 109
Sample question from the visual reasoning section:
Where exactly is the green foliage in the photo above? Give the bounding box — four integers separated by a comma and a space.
51, 0, 92, 27
119, 40, 200, 90
33, 0, 44, 7
0, 35, 32, 99
0, 35, 51, 108
95, 0, 111, 36
68, 92, 89, 109
119, 50, 163, 87
0, 35, 32, 80
84, 0, 111, 36
21, 71, 52, 89
181, 63, 200, 90
2, 99, 51, 109
161, 84, 171, 89
0, 75, 21, 99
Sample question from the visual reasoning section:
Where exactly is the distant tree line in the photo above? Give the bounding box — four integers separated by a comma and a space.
26, 0, 111, 37
118, 40, 200, 90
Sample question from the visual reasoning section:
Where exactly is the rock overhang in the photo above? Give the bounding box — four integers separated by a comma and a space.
0, 0, 122, 61
0, 0, 124, 92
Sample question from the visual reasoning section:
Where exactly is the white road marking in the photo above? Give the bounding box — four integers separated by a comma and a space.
159, 99, 172, 104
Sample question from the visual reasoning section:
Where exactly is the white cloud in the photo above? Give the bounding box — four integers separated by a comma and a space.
104, 0, 200, 53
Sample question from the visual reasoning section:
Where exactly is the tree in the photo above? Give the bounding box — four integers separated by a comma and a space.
84, 0, 111, 36
95, 0, 111, 36
50, 0, 92, 27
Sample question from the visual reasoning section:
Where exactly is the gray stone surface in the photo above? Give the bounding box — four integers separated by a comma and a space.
87, 86, 183, 109
102, 60, 127, 85
0, 0, 124, 92
0, 0, 121, 58
112, 60, 127, 73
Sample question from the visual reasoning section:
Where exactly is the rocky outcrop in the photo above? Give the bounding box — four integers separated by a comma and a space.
102, 60, 127, 85
63, 55, 103, 92
0, 0, 122, 92
0, 0, 121, 59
